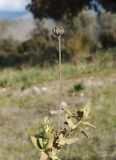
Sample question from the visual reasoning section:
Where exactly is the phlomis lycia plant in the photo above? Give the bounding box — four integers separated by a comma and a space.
30, 27, 96, 160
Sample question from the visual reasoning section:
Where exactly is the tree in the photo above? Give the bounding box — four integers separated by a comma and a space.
27, 0, 116, 21
27, 0, 91, 20
100, 0, 116, 12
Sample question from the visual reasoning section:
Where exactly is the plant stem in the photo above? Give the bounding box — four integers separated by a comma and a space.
58, 36, 62, 133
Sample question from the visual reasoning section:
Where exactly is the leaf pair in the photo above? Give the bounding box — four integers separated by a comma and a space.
58, 133, 79, 145
63, 102, 91, 123
63, 102, 95, 138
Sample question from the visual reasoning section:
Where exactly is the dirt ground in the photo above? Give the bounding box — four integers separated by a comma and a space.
0, 71, 116, 160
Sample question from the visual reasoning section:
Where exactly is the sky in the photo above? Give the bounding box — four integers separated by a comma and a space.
0, 0, 31, 19
0, 0, 30, 12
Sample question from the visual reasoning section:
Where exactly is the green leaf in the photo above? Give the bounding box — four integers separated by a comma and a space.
39, 138, 44, 149
39, 138, 48, 149
38, 125, 45, 138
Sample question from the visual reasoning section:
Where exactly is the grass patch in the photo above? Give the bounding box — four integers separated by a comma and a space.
0, 57, 115, 88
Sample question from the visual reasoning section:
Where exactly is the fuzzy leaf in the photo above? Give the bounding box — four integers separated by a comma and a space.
65, 137, 79, 144
39, 138, 49, 149
63, 108, 73, 116
46, 132, 54, 148
83, 122, 96, 129
30, 136, 39, 150
49, 148, 59, 160
66, 113, 82, 130
82, 102, 91, 118
40, 152, 48, 160
66, 114, 74, 129
59, 136, 79, 145
43, 117, 51, 133
39, 138, 44, 149
58, 134, 65, 145
44, 117, 50, 126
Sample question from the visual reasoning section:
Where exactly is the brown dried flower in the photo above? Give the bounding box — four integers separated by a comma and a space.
52, 26, 64, 37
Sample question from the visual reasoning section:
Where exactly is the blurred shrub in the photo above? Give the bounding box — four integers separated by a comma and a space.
17, 11, 116, 66
0, 78, 8, 87
0, 38, 29, 67
98, 12, 116, 48
0, 37, 19, 55
63, 10, 99, 57
64, 11, 116, 55
111, 47, 116, 62
0, 20, 9, 39
69, 81, 85, 96
0, 11, 116, 68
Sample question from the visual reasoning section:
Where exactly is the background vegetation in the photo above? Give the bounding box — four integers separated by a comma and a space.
0, 11, 116, 67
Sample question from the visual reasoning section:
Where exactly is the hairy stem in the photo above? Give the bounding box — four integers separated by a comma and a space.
58, 36, 62, 133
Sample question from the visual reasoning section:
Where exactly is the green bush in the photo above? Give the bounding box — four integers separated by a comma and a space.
0, 38, 19, 55
63, 10, 99, 55
73, 82, 85, 92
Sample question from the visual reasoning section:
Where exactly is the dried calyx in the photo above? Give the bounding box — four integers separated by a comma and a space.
31, 102, 96, 160
52, 26, 64, 37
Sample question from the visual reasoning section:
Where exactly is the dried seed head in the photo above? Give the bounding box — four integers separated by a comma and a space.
52, 26, 64, 37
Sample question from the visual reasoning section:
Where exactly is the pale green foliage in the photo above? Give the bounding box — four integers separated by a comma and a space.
31, 102, 95, 160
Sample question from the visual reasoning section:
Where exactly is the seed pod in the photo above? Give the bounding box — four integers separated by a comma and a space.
52, 26, 64, 37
